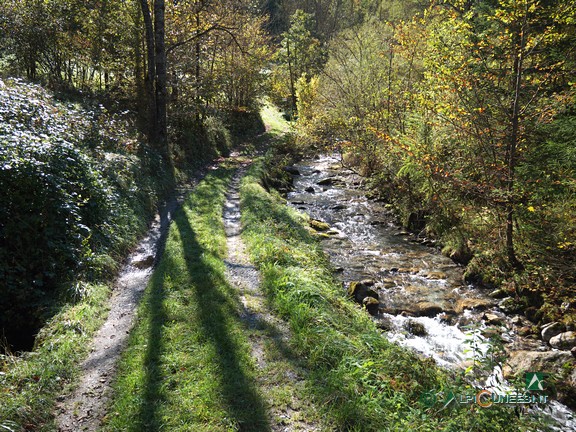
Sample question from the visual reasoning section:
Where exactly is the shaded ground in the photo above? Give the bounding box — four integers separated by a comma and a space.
54, 176, 203, 431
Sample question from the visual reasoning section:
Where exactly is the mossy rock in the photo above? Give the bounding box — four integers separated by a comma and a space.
348, 281, 378, 304
404, 319, 427, 336
309, 219, 330, 231
363, 297, 380, 316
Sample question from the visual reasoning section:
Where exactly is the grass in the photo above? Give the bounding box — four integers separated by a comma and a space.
102, 162, 326, 431
239, 160, 547, 431
0, 282, 110, 431
103, 165, 265, 431
259, 100, 292, 137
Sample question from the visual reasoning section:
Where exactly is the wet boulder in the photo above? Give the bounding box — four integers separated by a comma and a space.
133, 255, 155, 269
317, 177, 345, 187
347, 281, 378, 304
504, 350, 576, 409
363, 297, 380, 316
283, 166, 301, 175
304, 186, 315, 193
404, 319, 427, 336
504, 350, 574, 378
549, 331, 576, 350
309, 219, 330, 232
483, 312, 504, 326
412, 301, 445, 317
454, 298, 494, 314
541, 322, 565, 343
424, 270, 447, 280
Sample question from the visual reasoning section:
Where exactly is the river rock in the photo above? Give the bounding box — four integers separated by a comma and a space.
572, 346, 576, 358
541, 322, 565, 343
363, 297, 380, 316
348, 281, 379, 304
488, 288, 509, 299
369, 219, 386, 226
454, 298, 494, 314
549, 331, 576, 350
424, 270, 447, 280
504, 350, 574, 378
309, 219, 330, 232
317, 177, 345, 186
404, 319, 427, 336
482, 327, 502, 340
381, 280, 395, 289
483, 312, 504, 326
504, 350, 576, 409
412, 301, 445, 317
511, 315, 529, 326
376, 316, 393, 331
284, 166, 300, 175
305, 186, 315, 193
133, 255, 154, 269
517, 326, 533, 337
331, 204, 347, 210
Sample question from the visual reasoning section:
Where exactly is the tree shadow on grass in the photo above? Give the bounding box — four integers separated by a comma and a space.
135, 264, 167, 431
172, 200, 271, 432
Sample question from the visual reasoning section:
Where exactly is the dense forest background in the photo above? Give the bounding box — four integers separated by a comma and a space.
1, 0, 575, 352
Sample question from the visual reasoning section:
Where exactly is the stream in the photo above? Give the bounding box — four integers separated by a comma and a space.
287, 154, 575, 430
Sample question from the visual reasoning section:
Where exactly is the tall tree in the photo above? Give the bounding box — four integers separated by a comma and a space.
273, 9, 325, 114
139, 0, 169, 161
420, 0, 576, 269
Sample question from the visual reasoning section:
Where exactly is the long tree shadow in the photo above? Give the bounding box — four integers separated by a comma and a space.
173, 197, 271, 431
135, 262, 168, 431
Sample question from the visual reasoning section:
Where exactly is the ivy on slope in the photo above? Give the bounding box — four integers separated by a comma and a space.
0, 78, 167, 350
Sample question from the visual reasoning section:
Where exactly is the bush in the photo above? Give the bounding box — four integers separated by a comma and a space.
0, 78, 167, 352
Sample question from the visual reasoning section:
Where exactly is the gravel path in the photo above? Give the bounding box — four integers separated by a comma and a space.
223, 163, 320, 432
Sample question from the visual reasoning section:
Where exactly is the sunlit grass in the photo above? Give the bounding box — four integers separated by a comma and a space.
259, 100, 291, 137
104, 167, 273, 431
239, 160, 546, 431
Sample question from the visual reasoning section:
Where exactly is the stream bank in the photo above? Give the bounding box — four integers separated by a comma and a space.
286, 154, 575, 428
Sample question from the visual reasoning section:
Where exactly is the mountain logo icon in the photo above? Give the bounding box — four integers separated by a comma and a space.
525, 372, 545, 391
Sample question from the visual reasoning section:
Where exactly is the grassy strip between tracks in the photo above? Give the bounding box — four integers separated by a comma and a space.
239, 160, 546, 432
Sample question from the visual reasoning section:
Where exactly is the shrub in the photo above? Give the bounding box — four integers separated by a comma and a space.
0, 78, 166, 351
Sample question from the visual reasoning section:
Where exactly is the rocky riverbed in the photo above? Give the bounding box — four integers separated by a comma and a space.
286, 154, 575, 429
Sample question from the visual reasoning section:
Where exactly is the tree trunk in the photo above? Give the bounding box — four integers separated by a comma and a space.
194, 7, 202, 121
505, 17, 527, 271
139, 0, 157, 143
286, 38, 297, 115
154, 0, 168, 160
